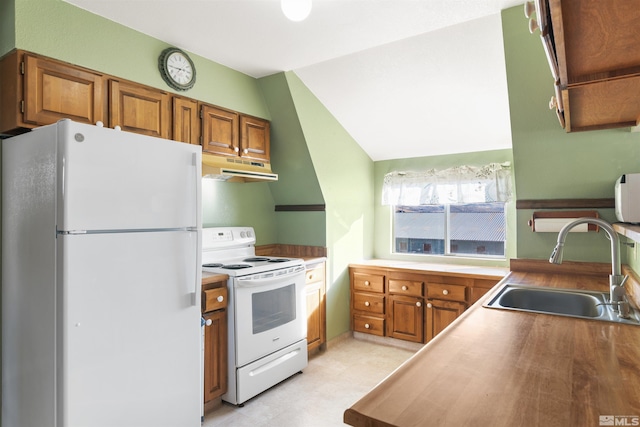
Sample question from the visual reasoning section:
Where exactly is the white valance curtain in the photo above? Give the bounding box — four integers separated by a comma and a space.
381, 162, 513, 206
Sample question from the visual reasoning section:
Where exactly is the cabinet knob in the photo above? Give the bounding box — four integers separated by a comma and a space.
528, 18, 539, 34
416, 301, 422, 307
234, 146, 239, 153
401, 285, 408, 291
217, 295, 224, 302
364, 301, 370, 307
427, 303, 433, 308
243, 148, 249, 154
364, 281, 370, 286
442, 289, 449, 295
205, 319, 213, 327
523, 1, 535, 18
364, 323, 371, 329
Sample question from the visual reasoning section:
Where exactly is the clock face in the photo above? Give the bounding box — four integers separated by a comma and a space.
159, 48, 196, 91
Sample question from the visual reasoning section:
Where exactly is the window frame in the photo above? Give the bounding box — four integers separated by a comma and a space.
391, 202, 507, 259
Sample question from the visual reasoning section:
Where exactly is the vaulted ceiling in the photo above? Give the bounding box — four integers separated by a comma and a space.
64, 0, 523, 161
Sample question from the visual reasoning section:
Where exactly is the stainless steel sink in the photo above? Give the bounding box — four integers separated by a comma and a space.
484, 284, 640, 326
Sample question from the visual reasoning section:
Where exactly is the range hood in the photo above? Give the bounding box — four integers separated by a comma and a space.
201, 154, 278, 183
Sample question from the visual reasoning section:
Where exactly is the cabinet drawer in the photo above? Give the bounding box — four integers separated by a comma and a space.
388, 279, 424, 297
353, 292, 385, 314
203, 287, 228, 313
427, 283, 467, 302
353, 314, 385, 337
353, 272, 384, 293
306, 264, 325, 284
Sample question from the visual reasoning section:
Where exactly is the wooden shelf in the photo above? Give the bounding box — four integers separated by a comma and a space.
613, 223, 640, 242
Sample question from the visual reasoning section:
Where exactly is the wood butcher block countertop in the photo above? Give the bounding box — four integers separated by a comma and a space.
344, 266, 640, 427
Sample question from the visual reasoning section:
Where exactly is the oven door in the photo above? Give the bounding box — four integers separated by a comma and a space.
233, 265, 306, 367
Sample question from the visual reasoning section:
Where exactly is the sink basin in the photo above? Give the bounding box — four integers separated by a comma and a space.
484, 284, 640, 325
496, 287, 603, 317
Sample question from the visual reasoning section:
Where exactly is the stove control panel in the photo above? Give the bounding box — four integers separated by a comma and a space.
202, 227, 256, 250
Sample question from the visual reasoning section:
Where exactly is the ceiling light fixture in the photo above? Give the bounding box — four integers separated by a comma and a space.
281, 0, 312, 22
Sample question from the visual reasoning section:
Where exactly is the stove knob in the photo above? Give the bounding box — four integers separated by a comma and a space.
240, 231, 246, 238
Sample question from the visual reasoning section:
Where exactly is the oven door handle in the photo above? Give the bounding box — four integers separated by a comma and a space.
235, 267, 305, 288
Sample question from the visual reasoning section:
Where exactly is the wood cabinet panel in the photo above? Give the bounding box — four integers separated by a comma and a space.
353, 314, 385, 336
172, 96, 199, 145
240, 115, 270, 162
388, 279, 424, 297
109, 80, 170, 138
426, 299, 466, 341
305, 261, 326, 353
353, 292, 385, 315
24, 54, 105, 127
203, 310, 227, 403
200, 104, 239, 156
427, 282, 467, 303
353, 272, 384, 293
387, 295, 423, 343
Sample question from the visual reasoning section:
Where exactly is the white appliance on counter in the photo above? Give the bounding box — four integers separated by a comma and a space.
202, 227, 308, 406
615, 173, 640, 223
2, 120, 203, 427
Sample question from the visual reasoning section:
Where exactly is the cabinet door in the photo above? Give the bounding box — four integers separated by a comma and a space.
109, 79, 170, 138
240, 115, 270, 162
24, 54, 105, 127
387, 295, 423, 343
201, 104, 239, 156
203, 310, 228, 403
306, 281, 325, 352
172, 96, 199, 145
425, 300, 466, 342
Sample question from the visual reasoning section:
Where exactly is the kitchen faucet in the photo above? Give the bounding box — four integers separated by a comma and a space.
549, 217, 630, 318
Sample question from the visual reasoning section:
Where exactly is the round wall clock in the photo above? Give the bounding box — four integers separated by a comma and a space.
158, 47, 196, 91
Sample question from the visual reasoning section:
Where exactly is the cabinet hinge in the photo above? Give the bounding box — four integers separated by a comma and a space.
20, 100, 24, 113
199, 109, 203, 119
20, 61, 25, 75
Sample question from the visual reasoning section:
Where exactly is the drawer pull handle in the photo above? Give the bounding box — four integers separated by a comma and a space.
364, 281, 370, 286
427, 303, 433, 308
442, 289, 449, 295
364, 301, 370, 307
416, 301, 422, 307
217, 295, 224, 302
402, 285, 408, 291
205, 319, 213, 327
364, 323, 371, 329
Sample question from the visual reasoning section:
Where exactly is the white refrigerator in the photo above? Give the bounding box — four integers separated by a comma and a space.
2, 120, 203, 427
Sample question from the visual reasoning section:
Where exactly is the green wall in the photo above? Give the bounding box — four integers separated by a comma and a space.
285, 72, 375, 340
502, 6, 640, 267
373, 149, 515, 268
0, 0, 15, 55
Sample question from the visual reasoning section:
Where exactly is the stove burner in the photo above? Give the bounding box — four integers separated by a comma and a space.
222, 264, 252, 270
203, 263, 223, 268
268, 258, 290, 263
243, 257, 271, 262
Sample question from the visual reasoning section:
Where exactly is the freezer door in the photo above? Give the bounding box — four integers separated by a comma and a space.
56, 120, 201, 231
57, 231, 201, 427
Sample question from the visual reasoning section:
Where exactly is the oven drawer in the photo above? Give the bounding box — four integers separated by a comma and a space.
203, 287, 228, 313
353, 314, 385, 336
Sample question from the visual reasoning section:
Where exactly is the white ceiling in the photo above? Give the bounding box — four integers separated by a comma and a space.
64, 0, 523, 161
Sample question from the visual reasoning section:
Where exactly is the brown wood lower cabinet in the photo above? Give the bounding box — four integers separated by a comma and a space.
202, 275, 228, 412
305, 261, 326, 353
350, 265, 502, 345
425, 299, 466, 342
203, 309, 227, 403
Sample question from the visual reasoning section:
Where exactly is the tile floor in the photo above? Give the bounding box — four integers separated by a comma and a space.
203, 336, 417, 427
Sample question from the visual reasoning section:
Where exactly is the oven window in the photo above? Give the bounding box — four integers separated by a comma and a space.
252, 284, 296, 334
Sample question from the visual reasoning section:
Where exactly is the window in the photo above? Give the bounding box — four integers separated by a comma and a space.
393, 202, 506, 257
382, 162, 512, 259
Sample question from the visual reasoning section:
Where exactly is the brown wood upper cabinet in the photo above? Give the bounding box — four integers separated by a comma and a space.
200, 103, 270, 162
0, 51, 106, 134
109, 79, 171, 139
172, 96, 199, 145
542, 0, 640, 131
